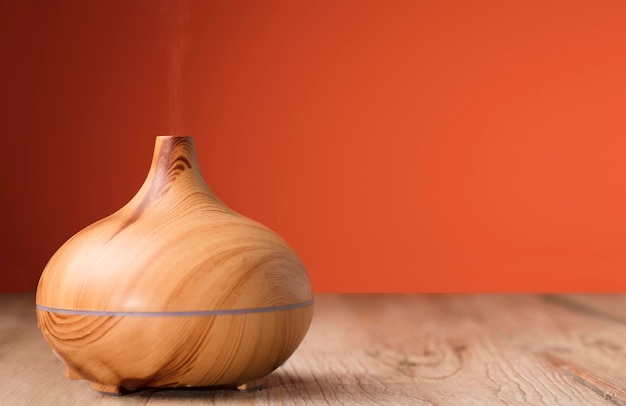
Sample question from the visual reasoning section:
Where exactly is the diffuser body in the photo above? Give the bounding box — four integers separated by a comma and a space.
35, 136, 313, 394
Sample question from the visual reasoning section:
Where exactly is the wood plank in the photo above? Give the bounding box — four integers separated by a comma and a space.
440, 294, 626, 405
326, 294, 614, 405
551, 294, 626, 323
3, 293, 626, 405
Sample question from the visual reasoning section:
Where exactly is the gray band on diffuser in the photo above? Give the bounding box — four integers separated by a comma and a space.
36, 299, 314, 317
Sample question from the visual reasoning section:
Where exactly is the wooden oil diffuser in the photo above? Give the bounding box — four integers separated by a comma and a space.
35, 136, 313, 394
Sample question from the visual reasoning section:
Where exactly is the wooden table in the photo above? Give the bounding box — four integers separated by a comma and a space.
2, 293, 626, 405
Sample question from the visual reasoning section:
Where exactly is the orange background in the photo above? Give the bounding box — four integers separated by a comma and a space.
2, 0, 626, 292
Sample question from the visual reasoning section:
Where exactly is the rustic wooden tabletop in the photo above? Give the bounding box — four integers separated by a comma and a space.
2, 293, 626, 405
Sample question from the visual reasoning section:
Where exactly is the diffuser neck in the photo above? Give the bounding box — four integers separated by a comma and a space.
152, 135, 199, 173
135, 135, 215, 205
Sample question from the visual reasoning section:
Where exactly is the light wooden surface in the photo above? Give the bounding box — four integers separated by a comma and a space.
3, 293, 626, 405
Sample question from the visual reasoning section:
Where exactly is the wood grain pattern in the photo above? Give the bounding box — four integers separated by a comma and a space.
6, 293, 626, 405
35, 136, 313, 393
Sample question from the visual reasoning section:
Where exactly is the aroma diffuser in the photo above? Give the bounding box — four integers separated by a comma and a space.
36, 136, 313, 394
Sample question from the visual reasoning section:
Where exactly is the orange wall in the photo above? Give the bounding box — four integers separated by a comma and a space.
2, 0, 626, 292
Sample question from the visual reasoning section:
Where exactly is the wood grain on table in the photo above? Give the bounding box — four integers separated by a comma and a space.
2, 293, 626, 405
